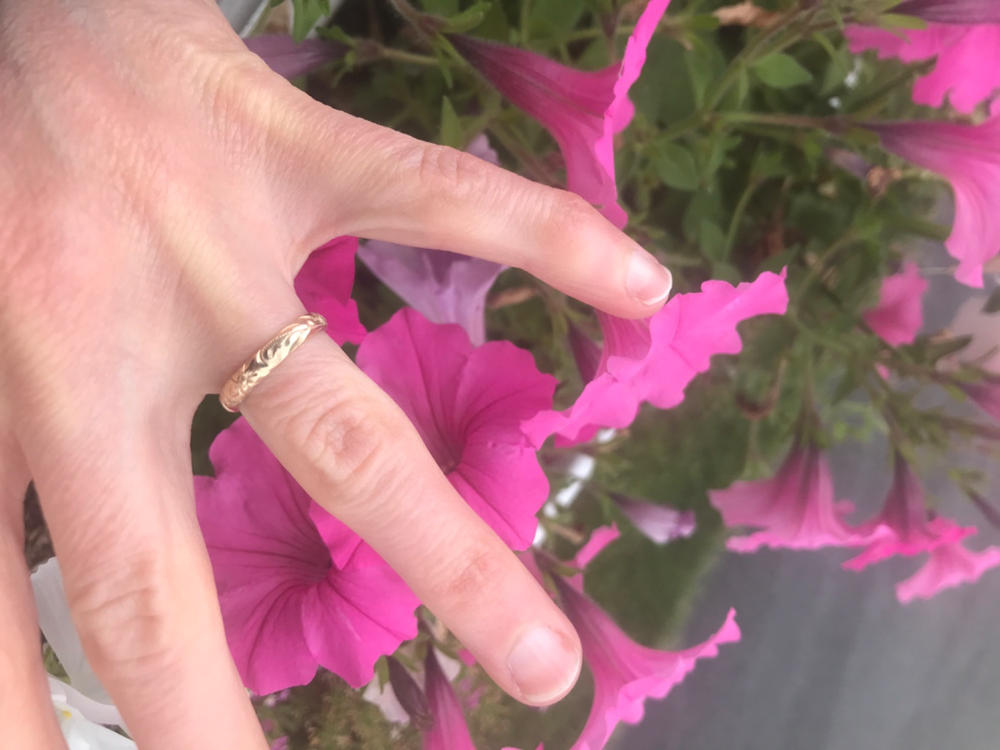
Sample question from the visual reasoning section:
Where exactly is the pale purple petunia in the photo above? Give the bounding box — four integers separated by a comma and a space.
194, 419, 419, 695
245, 34, 345, 79
357, 136, 504, 346
356, 308, 556, 549
612, 493, 696, 545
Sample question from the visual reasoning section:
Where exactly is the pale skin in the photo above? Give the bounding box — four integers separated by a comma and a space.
0, 1, 673, 746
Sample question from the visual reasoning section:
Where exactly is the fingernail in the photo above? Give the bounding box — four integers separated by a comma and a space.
507, 625, 582, 705
626, 247, 672, 306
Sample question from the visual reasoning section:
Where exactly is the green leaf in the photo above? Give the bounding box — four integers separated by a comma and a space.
650, 141, 700, 191
290, 0, 330, 42
751, 52, 813, 89
421, 0, 459, 14
700, 218, 728, 262
441, 1, 492, 33
877, 13, 929, 30
439, 96, 463, 148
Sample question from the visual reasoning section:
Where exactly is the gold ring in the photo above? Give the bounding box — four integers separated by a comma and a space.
219, 313, 327, 413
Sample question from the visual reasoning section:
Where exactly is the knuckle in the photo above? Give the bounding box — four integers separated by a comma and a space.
413, 144, 492, 199
66, 546, 186, 681
293, 395, 404, 491
436, 545, 506, 604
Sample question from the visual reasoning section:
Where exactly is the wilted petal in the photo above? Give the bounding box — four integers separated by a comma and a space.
963, 373, 1000, 420
711, 444, 875, 552
195, 419, 418, 694
896, 538, 1000, 603
863, 261, 928, 346
245, 34, 345, 79
893, 0, 1000, 24
294, 236, 367, 344
612, 494, 696, 545
871, 118, 1000, 287
574, 524, 621, 571
357, 308, 556, 548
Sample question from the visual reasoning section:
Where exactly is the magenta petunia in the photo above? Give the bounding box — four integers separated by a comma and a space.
245, 34, 345, 79
358, 136, 505, 346
842, 453, 974, 571
422, 648, 475, 750
964, 373, 1000, 420
524, 270, 788, 446
356, 308, 557, 549
573, 524, 621, 572
871, 118, 1000, 287
863, 261, 927, 346
846, 22, 1000, 115
293, 236, 367, 344
194, 419, 418, 695
451, 0, 672, 228
552, 573, 740, 750
896, 537, 1000, 603
710, 443, 875, 552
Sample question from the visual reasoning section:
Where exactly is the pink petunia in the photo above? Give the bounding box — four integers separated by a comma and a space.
422, 648, 475, 750
710, 443, 875, 552
842, 453, 974, 571
194, 419, 419, 695
524, 270, 789, 446
896, 537, 1000, 603
871, 118, 1000, 287
293, 236, 367, 344
358, 136, 505, 346
964, 373, 1000, 420
846, 21, 1000, 115
451, 0, 672, 228
356, 308, 557, 549
863, 261, 928, 346
552, 573, 740, 750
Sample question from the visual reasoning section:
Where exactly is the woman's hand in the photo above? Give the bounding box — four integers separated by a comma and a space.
0, 1, 672, 746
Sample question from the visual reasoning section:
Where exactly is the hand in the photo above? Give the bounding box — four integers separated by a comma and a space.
0, 1, 672, 746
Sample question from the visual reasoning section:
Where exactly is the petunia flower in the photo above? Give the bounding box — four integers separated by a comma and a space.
846, 19, 1000, 115
862, 261, 927, 346
611, 493, 696, 545
870, 117, 1000, 287
244, 34, 346, 79
896, 537, 1000, 603
963, 373, 1000, 420
293, 235, 367, 344
356, 307, 557, 549
194, 418, 419, 695
358, 136, 505, 346
422, 648, 475, 750
451, 0, 672, 228
573, 524, 621, 573
842, 453, 974, 571
551, 573, 739, 750
710, 442, 875, 552
524, 270, 789, 446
